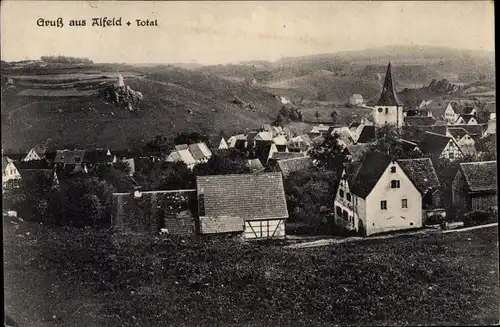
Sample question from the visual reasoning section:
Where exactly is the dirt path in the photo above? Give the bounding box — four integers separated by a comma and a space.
285, 223, 498, 249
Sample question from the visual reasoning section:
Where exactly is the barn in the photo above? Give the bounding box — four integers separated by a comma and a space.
196, 172, 289, 239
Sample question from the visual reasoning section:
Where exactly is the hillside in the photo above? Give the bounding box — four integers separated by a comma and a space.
196, 45, 495, 102
1, 65, 282, 152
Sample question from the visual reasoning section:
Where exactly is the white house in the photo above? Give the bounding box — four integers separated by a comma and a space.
2, 159, 21, 189
334, 151, 423, 236
227, 134, 246, 148
373, 62, 404, 129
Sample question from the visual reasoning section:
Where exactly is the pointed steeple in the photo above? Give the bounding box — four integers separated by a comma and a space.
377, 62, 403, 106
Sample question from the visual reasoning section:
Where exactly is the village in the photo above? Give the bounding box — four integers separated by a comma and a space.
2, 62, 497, 240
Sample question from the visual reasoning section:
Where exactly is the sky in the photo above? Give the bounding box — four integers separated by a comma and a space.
0, 1, 495, 65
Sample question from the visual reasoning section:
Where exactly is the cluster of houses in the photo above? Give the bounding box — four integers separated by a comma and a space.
2, 62, 497, 240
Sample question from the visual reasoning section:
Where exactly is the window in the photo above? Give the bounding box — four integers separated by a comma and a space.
390, 166, 396, 173
346, 193, 351, 202
336, 206, 342, 217
401, 199, 408, 208
449, 152, 455, 159
391, 180, 401, 188
378, 107, 383, 113
381, 201, 387, 210
385, 107, 389, 114
339, 189, 344, 198
342, 210, 349, 221
198, 194, 206, 216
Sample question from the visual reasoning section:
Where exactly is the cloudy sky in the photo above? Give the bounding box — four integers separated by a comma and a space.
1, 1, 494, 64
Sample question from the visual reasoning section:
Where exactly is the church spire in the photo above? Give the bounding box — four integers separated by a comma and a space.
377, 62, 403, 106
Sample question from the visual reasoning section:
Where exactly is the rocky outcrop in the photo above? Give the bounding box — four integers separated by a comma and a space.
102, 84, 143, 111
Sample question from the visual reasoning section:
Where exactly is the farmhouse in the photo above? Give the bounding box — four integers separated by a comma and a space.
111, 189, 197, 235
452, 161, 497, 213
166, 148, 196, 169
334, 151, 423, 236
227, 134, 246, 148
444, 102, 477, 124
196, 172, 288, 239
2, 157, 21, 189
417, 132, 463, 160
54, 149, 86, 167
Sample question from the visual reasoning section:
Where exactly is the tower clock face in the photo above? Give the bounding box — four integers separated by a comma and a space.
378, 108, 383, 113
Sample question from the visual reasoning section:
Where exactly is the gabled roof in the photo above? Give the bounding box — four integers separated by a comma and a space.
357, 125, 376, 143
197, 142, 212, 158
345, 143, 372, 162
418, 132, 455, 155
452, 124, 485, 137
196, 172, 288, 221
459, 161, 497, 192
17, 168, 55, 182
255, 131, 273, 141
456, 114, 477, 124
377, 62, 403, 106
348, 151, 392, 199
188, 144, 205, 161
177, 149, 196, 166
273, 135, 288, 146
271, 152, 306, 161
277, 157, 313, 178
397, 158, 440, 195
448, 127, 469, 141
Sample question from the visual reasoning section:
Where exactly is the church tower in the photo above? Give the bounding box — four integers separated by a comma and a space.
373, 62, 404, 129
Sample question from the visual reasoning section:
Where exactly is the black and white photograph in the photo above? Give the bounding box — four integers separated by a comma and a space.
1, 1, 497, 326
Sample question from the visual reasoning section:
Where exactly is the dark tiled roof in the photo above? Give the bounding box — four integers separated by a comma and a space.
460, 161, 497, 192
246, 131, 259, 141
357, 125, 376, 143
377, 62, 403, 106
418, 132, 455, 155
83, 149, 113, 164
17, 169, 55, 182
14, 159, 53, 170
448, 127, 469, 141
456, 106, 476, 115
277, 157, 313, 178
453, 124, 485, 137
397, 158, 440, 195
349, 151, 392, 199
271, 152, 306, 161
196, 172, 288, 221
404, 116, 437, 126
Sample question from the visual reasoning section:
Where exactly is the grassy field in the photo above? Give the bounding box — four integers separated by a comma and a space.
4, 222, 499, 327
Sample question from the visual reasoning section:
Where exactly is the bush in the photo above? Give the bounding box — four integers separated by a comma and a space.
462, 210, 498, 227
